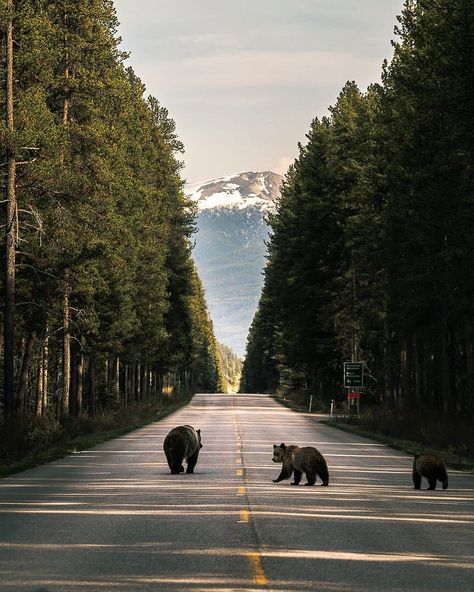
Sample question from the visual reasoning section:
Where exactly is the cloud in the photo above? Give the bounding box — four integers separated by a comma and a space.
272, 156, 295, 175
138, 50, 382, 94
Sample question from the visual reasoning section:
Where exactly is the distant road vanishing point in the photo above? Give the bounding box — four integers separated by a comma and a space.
1, 394, 473, 591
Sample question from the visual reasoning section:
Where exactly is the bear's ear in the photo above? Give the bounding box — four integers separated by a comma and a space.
197, 429, 201, 435
273, 444, 277, 449
280, 443, 286, 449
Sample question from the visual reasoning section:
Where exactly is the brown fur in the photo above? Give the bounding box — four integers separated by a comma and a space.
412, 453, 448, 490
272, 443, 329, 486
163, 425, 202, 474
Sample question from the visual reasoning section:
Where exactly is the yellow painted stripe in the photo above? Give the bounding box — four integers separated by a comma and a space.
239, 509, 250, 523
248, 552, 268, 586
238, 486, 246, 495
236, 468, 243, 476
236, 457, 242, 464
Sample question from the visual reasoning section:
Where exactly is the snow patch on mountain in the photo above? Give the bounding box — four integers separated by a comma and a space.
185, 171, 282, 213
187, 171, 283, 356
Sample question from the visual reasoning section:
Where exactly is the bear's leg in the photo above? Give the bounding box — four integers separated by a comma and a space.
186, 450, 199, 473
427, 477, 437, 490
318, 465, 329, 486
412, 470, 422, 489
304, 470, 316, 486
291, 470, 302, 486
165, 451, 181, 474
439, 469, 448, 490
273, 466, 292, 483
170, 460, 183, 475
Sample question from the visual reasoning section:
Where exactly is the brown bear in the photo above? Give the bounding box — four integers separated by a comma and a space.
412, 453, 448, 490
272, 443, 329, 486
163, 425, 202, 475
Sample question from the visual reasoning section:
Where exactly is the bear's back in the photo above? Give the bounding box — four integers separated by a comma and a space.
164, 425, 199, 457
291, 446, 325, 471
415, 453, 444, 475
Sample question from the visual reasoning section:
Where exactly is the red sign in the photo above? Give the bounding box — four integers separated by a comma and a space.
347, 392, 361, 399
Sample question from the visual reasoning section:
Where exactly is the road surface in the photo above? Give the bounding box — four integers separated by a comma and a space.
0, 394, 473, 591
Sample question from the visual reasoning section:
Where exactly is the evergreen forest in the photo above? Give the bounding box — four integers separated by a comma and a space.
241, 0, 474, 432
0, 0, 223, 459
217, 342, 243, 393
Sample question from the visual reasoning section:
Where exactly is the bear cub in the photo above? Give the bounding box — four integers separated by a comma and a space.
272, 443, 329, 486
412, 453, 448, 490
163, 425, 202, 475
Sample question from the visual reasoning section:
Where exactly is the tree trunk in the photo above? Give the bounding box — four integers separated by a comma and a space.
89, 357, 96, 415
76, 348, 84, 416
3, 0, 16, 420
35, 349, 44, 417
130, 364, 136, 402
104, 358, 109, 397
136, 363, 141, 401
17, 331, 36, 414
465, 319, 474, 412
113, 355, 120, 404
439, 320, 456, 414
62, 274, 71, 415
184, 370, 190, 395
43, 332, 49, 413
70, 343, 77, 416
123, 364, 129, 405
414, 336, 423, 409
140, 365, 147, 401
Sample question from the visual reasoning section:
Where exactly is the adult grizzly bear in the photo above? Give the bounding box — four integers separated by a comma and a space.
163, 425, 202, 475
272, 443, 329, 486
412, 453, 448, 490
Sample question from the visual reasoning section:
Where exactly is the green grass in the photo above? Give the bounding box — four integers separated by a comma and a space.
0, 396, 190, 479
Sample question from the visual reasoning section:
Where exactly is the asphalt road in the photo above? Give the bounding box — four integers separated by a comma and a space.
0, 394, 473, 592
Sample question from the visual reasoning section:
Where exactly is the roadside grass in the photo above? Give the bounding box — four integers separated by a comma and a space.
271, 394, 474, 473
321, 420, 474, 473
270, 393, 326, 414
0, 395, 191, 479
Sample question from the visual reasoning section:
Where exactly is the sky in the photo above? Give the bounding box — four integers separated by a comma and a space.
113, 0, 404, 183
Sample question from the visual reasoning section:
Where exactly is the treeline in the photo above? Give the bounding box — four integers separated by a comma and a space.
242, 0, 474, 416
0, 0, 222, 424
217, 342, 242, 393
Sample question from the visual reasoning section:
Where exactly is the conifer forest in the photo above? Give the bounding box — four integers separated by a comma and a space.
1, 3, 474, 591
241, 1, 474, 429
2, 0, 474, 465
0, 0, 222, 455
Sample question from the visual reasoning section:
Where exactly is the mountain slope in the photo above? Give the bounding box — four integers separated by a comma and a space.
186, 172, 283, 357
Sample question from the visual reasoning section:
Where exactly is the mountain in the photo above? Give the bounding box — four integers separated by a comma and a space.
186, 171, 283, 357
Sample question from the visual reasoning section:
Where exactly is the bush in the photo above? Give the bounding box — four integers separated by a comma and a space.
357, 406, 474, 459
0, 391, 190, 468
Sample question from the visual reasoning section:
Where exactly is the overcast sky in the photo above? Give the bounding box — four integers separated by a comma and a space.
113, 0, 404, 183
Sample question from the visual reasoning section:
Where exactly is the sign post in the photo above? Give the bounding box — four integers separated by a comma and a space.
344, 362, 365, 417
343, 362, 364, 388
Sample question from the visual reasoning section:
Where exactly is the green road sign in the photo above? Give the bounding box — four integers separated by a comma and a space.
344, 362, 364, 388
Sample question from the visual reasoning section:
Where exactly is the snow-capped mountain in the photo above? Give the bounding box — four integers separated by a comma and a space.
186, 171, 281, 213
185, 172, 283, 357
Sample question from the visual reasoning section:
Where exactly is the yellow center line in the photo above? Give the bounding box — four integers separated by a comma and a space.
236, 457, 242, 465
236, 468, 243, 477
239, 509, 250, 523
237, 486, 246, 495
248, 552, 268, 586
